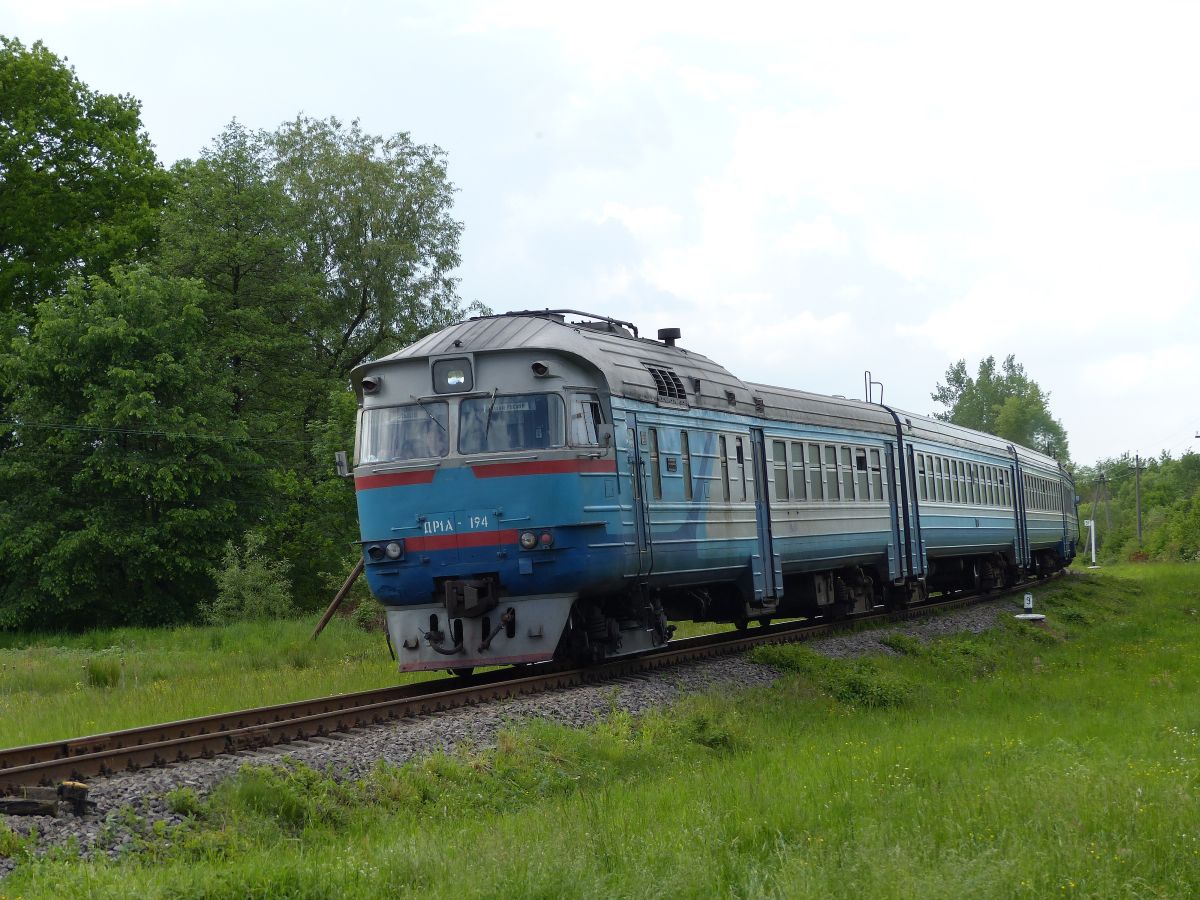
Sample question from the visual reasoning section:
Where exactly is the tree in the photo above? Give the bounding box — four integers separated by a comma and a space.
932, 355, 1070, 460
158, 117, 481, 607
0, 37, 168, 325
0, 267, 259, 629
271, 116, 471, 376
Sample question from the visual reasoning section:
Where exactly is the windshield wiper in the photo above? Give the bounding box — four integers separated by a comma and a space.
482, 388, 499, 442
409, 396, 446, 432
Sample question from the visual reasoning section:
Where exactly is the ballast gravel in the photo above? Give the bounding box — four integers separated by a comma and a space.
1, 595, 1026, 874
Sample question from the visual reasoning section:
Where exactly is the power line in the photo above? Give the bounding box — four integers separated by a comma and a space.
0, 419, 316, 444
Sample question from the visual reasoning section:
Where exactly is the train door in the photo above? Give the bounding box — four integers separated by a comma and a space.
629, 418, 654, 577
1012, 460, 1030, 569
748, 428, 783, 605
884, 444, 905, 580
905, 445, 927, 578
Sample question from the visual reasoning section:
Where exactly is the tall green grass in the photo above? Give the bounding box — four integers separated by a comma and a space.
0, 613, 733, 749
4, 565, 1198, 897
0, 617, 432, 748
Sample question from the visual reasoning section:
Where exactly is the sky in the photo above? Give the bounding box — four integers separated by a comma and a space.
4, 0, 1199, 465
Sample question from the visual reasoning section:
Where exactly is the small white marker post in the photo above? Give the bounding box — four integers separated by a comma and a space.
1015, 591, 1045, 622
1083, 518, 1099, 569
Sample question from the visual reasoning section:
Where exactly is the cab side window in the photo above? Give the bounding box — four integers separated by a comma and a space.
569, 393, 604, 445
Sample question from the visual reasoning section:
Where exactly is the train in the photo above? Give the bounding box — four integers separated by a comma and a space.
348, 309, 1077, 673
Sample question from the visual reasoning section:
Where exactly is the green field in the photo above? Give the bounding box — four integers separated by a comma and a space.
3, 565, 1199, 897
0, 612, 733, 749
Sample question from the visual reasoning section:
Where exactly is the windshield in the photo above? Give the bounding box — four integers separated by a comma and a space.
459, 393, 565, 454
359, 402, 449, 463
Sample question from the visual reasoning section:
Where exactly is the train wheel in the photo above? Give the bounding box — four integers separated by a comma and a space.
735, 618, 750, 632
757, 617, 772, 628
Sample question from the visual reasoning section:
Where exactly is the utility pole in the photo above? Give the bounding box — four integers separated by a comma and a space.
1134, 454, 1143, 547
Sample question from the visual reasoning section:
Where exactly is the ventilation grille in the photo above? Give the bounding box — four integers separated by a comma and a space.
645, 365, 688, 405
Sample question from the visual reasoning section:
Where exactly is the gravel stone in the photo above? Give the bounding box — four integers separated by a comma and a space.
1, 595, 1026, 873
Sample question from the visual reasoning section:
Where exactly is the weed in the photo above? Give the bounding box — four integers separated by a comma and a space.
84, 653, 122, 689
750, 643, 827, 675
822, 659, 914, 708
880, 632, 926, 655
680, 705, 743, 751
350, 598, 386, 632
165, 786, 204, 818
0, 820, 31, 858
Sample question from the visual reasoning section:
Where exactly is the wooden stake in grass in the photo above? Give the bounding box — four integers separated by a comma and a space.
311, 557, 365, 640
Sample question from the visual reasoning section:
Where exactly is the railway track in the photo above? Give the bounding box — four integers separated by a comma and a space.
0, 585, 1035, 794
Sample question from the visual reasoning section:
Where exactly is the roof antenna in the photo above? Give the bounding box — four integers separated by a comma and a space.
864, 370, 884, 404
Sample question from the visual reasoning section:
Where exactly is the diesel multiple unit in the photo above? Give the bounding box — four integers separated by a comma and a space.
350, 310, 1077, 673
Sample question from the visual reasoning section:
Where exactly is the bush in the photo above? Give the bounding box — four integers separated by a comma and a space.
202, 532, 296, 625
351, 598, 386, 632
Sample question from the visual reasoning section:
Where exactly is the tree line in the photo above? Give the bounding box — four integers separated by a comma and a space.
934, 355, 1200, 563
0, 37, 482, 629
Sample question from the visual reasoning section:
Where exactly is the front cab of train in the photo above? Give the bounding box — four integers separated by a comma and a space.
351, 348, 623, 672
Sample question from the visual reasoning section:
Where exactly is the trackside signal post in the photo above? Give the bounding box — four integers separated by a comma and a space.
1083, 518, 1097, 567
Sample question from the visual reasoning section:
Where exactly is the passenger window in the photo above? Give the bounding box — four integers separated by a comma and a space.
773, 440, 789, 502
869, 449, 883, 500
735, 436, 747, 501
569, 394, 604, 445
791, 441, 807, 500
840, 446, 855, 500
855, 448, 869, 501
648, 428, 662, 500
808, 443, 824, 501
682, 431, 693, 501
951, 460, 961, 503
824, 445, 839, 500
917, 454, 928, 501
934, 457, 945, 502
719, 435, 730, 501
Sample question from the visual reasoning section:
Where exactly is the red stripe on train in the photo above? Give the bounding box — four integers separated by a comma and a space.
471, 458, 616, 478
354, 469, 437, 490
406, 529, 521, 552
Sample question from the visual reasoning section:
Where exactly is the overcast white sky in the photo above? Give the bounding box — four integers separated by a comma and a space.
5, 0, 1199, 464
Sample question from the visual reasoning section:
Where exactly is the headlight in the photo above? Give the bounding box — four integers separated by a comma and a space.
385, 541, 403, 559
519, 531, 537, 550
539, 531, 554, 548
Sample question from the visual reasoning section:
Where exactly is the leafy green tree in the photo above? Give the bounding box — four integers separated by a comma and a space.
160, 117, 480, 607
1073, 451, 1200, 562
0, 267, 259, 629
0, 37, 168, 325
272, 116, 471, 375
932, 355, 1070, 460
159, 121, 314, 428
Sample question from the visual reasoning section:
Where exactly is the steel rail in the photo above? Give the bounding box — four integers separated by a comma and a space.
0, 584, 1035, 793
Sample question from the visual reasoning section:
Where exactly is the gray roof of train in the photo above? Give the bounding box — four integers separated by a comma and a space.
357, 312, 1066, 475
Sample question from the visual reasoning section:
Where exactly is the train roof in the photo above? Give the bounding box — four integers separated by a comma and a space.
359, 310, 1068, 475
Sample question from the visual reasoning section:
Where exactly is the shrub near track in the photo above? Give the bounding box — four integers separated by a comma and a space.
3, 566, 1199, 898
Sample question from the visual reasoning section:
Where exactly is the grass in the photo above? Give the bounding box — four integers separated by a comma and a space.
0, 617, 431, 748
0, 613, 734, 749
3, 565, 1199, 897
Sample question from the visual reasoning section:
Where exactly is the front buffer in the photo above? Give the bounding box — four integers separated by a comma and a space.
386, 593, 576, 672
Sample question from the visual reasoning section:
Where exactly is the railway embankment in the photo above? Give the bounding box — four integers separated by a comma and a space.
3, 566, 1197, 896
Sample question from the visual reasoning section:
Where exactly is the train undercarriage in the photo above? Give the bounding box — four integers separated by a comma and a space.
387, 549, 1069, 675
